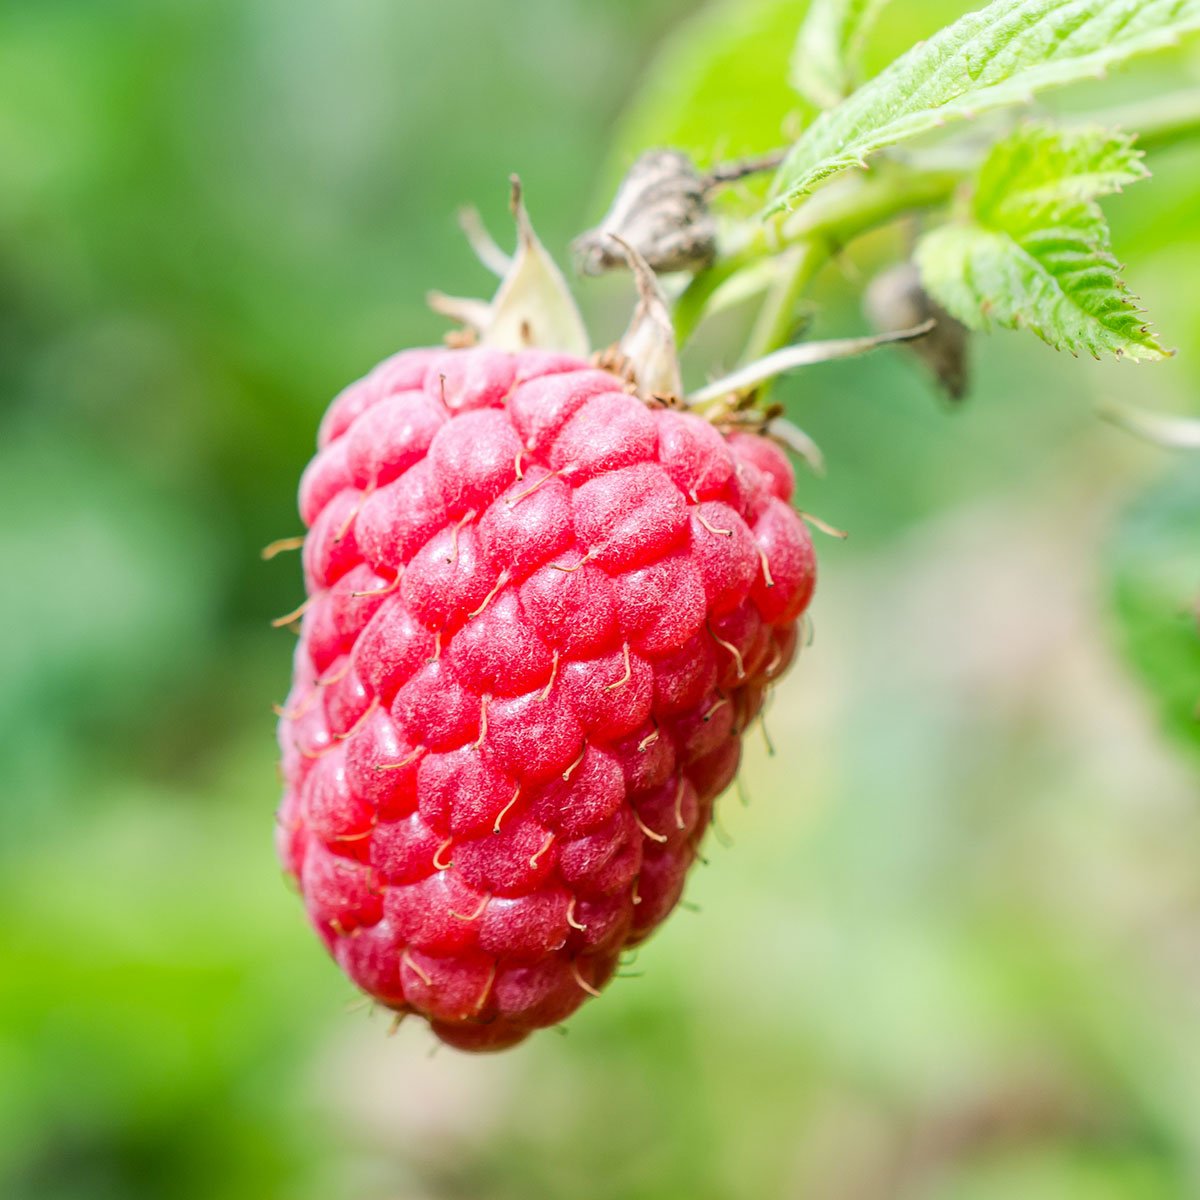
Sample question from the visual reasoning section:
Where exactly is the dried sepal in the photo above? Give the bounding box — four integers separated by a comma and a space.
427, 293, 493, 334
612, 235, 684, 401
456, 206, 512, 278
430, 177, 589, 357
765, 417, 825, 476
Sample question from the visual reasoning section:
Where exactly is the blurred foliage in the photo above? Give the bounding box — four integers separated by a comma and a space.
608, 0, 809, 172
1, 1, 1199, 1199
1109, 464, 1200, 762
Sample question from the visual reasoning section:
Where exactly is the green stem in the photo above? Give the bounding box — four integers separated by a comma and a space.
675, 164, 963, 345
769, 166, 964, 258
741, 240, 827, 362
1080, 88, 1200, 154
674, 86, 1200, 349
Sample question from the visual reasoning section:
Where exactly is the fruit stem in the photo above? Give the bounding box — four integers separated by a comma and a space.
740, 239, 826, 364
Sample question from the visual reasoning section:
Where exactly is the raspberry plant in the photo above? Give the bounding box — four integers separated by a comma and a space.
276, 0, 1200, 1051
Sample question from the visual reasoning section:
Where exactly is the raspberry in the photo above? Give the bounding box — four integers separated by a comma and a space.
277, 345, 815, 1050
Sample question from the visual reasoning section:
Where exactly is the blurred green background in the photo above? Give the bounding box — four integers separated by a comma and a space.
2, 1, 1199, 1197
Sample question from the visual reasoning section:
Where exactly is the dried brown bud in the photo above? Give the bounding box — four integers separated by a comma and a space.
573, 150, 717, 277
865, 262, 970, 402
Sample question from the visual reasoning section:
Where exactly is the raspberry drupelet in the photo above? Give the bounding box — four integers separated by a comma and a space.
277, 344, 815, 1051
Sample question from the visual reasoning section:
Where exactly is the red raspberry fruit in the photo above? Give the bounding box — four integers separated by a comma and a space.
277, 345, 815, 1051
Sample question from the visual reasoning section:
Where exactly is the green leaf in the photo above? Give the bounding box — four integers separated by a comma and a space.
1108, 465, 1200, 764
974, 121, 1148, 215
915, 124, 1167, 360
769, 0, 1200, 210
791, 0, 894, 109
